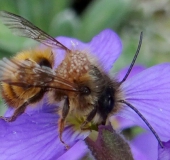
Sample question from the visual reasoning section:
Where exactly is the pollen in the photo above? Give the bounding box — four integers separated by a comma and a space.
56, 50, 90, 79
84, 65, 89, 70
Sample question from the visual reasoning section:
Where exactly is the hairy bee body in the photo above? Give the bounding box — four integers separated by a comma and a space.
51, 51, 121, 123
1, 11, 162, 149
1, 48, 54, 120
0, 11, 123, 147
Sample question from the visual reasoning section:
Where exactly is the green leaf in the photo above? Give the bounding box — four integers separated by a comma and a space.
49, 9, 79, 37
76, 0, 132, 41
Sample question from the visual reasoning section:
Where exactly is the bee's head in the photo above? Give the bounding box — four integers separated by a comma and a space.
75, 65, 121, 124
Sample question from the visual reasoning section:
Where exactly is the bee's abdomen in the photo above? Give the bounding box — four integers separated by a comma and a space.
1, 83, 42, 108
1, 83, 18, 107
0, 48, 54, 108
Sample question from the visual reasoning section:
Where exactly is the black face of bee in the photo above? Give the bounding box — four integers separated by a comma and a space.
97, 86, 115, 124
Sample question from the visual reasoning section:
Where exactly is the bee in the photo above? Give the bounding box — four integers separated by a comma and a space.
0, 11, 163, 148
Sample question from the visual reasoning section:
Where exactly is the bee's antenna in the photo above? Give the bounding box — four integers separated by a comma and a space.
119, 32, 143, 86
118, 99, 164, 148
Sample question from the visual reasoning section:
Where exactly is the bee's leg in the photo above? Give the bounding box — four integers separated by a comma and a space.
1, 89, 46, 122
58, 96, 70, 149
80, 106, 97, 130
0, 102, 28, 122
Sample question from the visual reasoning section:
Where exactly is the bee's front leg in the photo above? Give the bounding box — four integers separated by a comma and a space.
80, 105, 97, 130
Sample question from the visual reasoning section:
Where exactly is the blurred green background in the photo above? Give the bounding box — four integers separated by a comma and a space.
0, 0, 170, 116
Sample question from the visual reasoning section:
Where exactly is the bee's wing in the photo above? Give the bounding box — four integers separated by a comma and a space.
0, 11, 70, 51
0, 58, 78, 92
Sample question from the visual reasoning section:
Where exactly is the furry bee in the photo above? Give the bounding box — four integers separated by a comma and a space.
0, 11, 163, 148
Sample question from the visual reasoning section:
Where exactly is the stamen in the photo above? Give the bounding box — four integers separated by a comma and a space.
118, 99, 164, 148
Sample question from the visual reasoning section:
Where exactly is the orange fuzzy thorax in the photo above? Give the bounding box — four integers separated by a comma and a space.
56, 50, 90, 81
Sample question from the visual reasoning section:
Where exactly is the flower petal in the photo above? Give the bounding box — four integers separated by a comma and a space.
130, 147, 148, 160
0, 104, 89, 160
89, 29, 122, 72
111, 65, 146, 131
58, 140, 91, 160
130, 132, 158, 160
118, 63, 170, 141
116, 65, 146, 82
158, 140, 170, 160
110, 116, 135, 131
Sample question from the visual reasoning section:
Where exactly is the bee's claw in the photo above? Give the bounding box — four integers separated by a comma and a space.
63, 142, 70, 150
59, 136, 70, 150
0, 116, 15, 122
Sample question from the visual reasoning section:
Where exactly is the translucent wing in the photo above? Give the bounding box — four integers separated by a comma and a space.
0, 58, 78, 92
0, 11, 70, 51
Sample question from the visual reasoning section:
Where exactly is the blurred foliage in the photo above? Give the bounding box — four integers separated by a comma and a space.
0, 0, 170, 119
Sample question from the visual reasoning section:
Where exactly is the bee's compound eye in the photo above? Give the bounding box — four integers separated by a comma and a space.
80, 86, 91, 95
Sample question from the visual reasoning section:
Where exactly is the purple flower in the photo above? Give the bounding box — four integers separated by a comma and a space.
113, 65, 170, 159
158, 140, 170, 160
0, 29, 122, 159
111, 65, 146, 130
112, 65, 157, 159
130, 131, 158, 160
117, 63, 170, 142
110, 64, 146, 137
0, 29, 170, 160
